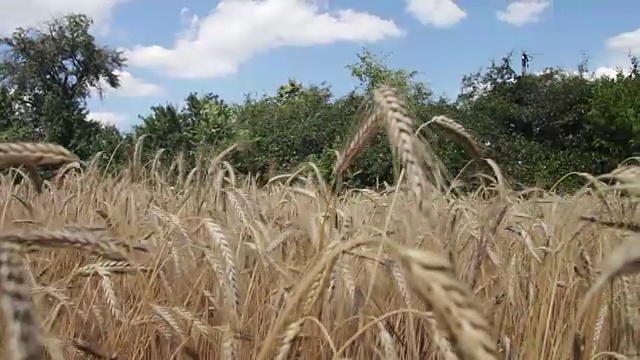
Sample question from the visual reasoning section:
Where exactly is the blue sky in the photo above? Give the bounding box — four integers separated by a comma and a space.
3, 0, 640, 132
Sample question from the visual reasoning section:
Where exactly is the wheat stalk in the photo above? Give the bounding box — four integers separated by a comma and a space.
394, 245, 499, 360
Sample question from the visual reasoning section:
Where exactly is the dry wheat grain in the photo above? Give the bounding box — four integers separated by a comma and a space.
0, 230, 127, 261
395, 246, 499, 360
0, 143, 78, 168
0, 241, 46, 360
429, 115, 484, 159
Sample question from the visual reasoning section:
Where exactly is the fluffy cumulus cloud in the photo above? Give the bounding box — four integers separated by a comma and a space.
125, 0, 404, 79
90, 70, 164, 98
0, 0, 126, 35
88, 111, 129, 128
534, 29, 640, 80
106, 70, 164, 97
589, 28, 640, 79
496, 0, 550, 26
405, 0, 467, 28
591, 66, 626, 79
606, 28, 640, 55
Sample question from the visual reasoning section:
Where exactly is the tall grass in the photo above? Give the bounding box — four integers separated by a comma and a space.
0, 87, 637, 360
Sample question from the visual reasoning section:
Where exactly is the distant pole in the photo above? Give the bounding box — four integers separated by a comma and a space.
521, 51, 530, 76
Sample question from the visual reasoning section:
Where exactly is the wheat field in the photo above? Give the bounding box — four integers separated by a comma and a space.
0, 87, 638, 360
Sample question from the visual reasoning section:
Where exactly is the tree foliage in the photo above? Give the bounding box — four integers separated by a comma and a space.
2, 15, 640, 192
0, 13, 125, 159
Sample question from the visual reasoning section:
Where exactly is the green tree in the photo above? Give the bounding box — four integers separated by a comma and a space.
0, 87, 32, 141
126, 47, 640, 193
277, 79, 303, 99
0, 13, 125, 159
133, 92, 239, 169
234, 83, 340, 178
456, 53, 640, 190
342, 48, 442, 187
456, 54, 594, 189
348, 49, 415, 94
584, 57, 640, 161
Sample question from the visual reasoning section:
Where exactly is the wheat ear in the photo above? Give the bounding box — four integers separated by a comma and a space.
373, 86, 443, 213
334, 110, 379, 176
395, 246, 499, 360
256, 237, 374, 360
0, 230, 127, 261
577, 235, 640, 322
429, 115, 484, 159
0, 143, 79, 168
0, 241, 46, 360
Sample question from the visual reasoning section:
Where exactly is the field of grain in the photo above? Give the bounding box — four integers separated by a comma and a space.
0, 86, 637, 360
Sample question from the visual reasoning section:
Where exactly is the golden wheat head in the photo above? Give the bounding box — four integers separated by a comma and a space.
0, 143, 79, 169
396, 246, 499, 360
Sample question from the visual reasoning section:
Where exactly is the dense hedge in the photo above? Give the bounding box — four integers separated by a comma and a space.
2, 14, 639, 192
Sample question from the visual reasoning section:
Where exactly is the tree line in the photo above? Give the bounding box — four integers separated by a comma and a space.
1, 14, 639, 192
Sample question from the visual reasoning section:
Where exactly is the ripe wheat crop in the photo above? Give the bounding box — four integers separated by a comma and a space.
0, 87, 638, 360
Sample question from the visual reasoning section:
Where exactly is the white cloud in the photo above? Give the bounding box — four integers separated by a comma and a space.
92, 70, 164, 98
536, 67, 626, 80
592, 66, 626, 79
125, 0, 404, 79
606, 28, 640, 55
405, 0, 467, 28
588, 28, 640, 79
110, 70, 165, 97
88, 111, 129, 128
496, 0, 550, 26
0, 0, 126, 35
